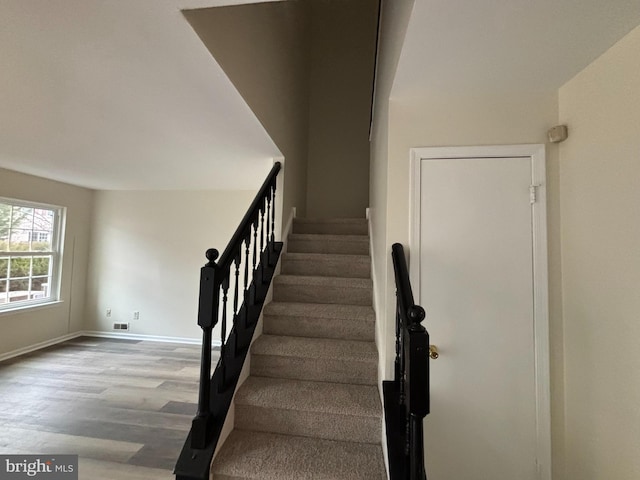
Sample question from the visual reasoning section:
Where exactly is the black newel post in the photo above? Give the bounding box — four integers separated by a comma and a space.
406, 305, 429, 480
409, 413, 427, 480
191, 248, 220, 449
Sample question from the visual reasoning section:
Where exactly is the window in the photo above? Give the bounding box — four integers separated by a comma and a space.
29, 231, 51, 243
0, 198, 65, 310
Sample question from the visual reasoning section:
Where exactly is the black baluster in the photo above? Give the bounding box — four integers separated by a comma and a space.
259, 205, 266, 284
250, 220, 258, 305
271, 182, 276, 244
252, 220, 258, 271
259, 204, 265, 256
219, 275, 229, 391
266, 193, 272, 249
265, 194, 272, 266
233, 253, 240, 319
244, 237, 250, 313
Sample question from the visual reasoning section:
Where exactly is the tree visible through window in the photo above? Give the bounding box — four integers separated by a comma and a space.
0, 198, 64, 309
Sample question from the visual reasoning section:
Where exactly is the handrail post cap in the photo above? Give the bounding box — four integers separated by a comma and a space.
407, 305, 426, 323
205, 248, 219, 267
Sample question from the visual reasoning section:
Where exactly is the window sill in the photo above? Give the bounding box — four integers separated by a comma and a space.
0, 300, 64, 317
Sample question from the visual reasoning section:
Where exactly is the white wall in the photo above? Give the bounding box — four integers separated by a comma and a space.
86, 190, 254, 341
0, 168, 93, 355
559, 24, 640, 480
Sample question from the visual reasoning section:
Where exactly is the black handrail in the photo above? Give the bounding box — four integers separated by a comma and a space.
384, 243, 430, 480
175, 162, 283, 480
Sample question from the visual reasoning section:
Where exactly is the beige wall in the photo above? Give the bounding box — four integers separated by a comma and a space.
371, 4, 565, 471
374, 5, 640, 480
305, 0, 378, 218
184, 3, 310, 218
369, 0, 415, 386
85, 190, 254, 341
394, 96, 563, 475
385, 93, 565, 477
186, 1, 378, 219
0, 168, 93, 355
559, 24, 640, 480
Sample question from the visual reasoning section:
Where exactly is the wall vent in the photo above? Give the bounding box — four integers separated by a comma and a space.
113, 322, 129, 331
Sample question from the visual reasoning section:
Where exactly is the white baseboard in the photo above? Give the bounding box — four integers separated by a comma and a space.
366, 211, 381, 319
280, 207, 296, 259
366, 208, 391, 480
0, 331, 84, 362
284, 207, 296, 238
82, 330, 218, 346
367, 213, 388, 391
0, 330, 215, 363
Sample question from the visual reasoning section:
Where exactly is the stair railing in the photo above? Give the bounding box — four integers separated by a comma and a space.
174, 162, 283, 480
384, 243, 430, 480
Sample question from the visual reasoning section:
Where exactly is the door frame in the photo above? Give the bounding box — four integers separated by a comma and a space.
409, 144, 551, 480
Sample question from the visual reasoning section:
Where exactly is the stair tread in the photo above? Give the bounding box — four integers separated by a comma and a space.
274, 275, 372, 288
263, 302, 375, 341
283, 252, 370, 262
236, 376, 380, 418
289, 233, 369, 242
212, 430, 386, 480
252, 335, 377, 363
288, 234, 369, 255
263, 302, 374, 320
294, 218, 367, 224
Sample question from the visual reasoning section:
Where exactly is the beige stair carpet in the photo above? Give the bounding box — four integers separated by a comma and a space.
211, 218, 385, 480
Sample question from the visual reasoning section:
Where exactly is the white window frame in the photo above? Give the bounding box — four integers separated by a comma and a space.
0, 197, 65, 312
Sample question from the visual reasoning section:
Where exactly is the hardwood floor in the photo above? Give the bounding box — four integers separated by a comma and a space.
0, 336, 212, 480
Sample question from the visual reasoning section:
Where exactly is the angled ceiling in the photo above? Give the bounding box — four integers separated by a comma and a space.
393, 0, 640, 99
4, 0, 638, 192
0, 0, 282, 191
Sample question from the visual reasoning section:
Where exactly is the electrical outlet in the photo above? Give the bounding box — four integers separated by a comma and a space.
106, 308, 112, 318
133, 311, 140, 320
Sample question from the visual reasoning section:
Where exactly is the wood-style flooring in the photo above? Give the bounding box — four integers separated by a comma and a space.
0, 336, 212, 480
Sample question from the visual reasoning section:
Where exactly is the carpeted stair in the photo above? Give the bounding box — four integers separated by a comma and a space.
211, 218, 386, 480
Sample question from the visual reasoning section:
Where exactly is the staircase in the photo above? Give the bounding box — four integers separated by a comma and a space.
210, 218, 386, 480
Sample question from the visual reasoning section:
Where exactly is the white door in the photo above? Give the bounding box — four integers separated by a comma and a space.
411, 146, 550, 480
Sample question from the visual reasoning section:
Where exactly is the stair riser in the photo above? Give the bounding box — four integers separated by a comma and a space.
293, 222, 368, 236
263, 315, 375, 341
252, 355, 377, 386
288, 239, 369, 255
274, 284, 372, 306
235, 406, 381, 444
281, 258, 370, 278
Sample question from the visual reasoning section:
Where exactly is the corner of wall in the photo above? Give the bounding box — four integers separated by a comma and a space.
0, 168, 94, 356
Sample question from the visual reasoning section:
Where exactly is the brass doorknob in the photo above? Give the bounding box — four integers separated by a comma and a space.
429, 345, 439, 360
